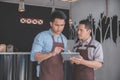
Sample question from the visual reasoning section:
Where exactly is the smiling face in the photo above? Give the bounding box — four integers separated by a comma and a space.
50, 18, 65, 36
77, 24, 91, 42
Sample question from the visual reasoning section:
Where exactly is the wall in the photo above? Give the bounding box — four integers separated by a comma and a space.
71, 0, 106, 26
71, 0, 120, 80
109, 0, 120, 17
71, 0, 120, 25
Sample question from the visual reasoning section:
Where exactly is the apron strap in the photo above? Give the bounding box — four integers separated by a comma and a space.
86, 37, 93, 50
52, 34, 64, 44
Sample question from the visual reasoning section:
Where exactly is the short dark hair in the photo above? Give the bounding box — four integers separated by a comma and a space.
79, 19, 92, 30
50, 10, 67, 22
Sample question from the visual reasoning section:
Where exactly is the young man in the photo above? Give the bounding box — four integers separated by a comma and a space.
30, 10, 67, 80
70, 19, 104, 80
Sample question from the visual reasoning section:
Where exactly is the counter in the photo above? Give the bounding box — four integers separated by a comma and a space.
0, 52, 33, 80
0, 52, 72, 80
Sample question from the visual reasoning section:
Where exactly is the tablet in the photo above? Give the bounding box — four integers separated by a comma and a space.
61, 52, 80, 61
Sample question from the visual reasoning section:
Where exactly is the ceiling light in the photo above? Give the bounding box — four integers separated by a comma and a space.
18, 0, 25, 12
51, 0, 55, 13
61, 0, 78, 2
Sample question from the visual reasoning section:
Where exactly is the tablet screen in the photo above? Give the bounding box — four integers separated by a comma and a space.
61, 52, 80, 61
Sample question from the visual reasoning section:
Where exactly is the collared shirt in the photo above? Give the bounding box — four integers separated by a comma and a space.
73, 37, 104, 63
31, 29, 67, 61
30, 29, 67, 77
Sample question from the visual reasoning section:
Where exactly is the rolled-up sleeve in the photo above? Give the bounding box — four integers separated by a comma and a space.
30, 33, 44, 61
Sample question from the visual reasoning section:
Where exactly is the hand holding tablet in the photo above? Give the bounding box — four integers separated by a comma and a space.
61, 51, 80, 61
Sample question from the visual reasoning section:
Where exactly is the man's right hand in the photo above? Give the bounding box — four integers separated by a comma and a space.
50, 47, 64, 56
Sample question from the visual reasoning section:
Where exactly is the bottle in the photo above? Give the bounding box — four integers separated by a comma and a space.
7, 44, 14, 52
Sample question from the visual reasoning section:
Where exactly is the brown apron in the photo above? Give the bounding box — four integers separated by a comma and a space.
40, 35, 64, 80
72, 38, 94, 80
